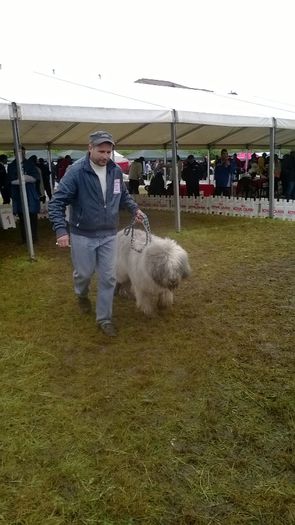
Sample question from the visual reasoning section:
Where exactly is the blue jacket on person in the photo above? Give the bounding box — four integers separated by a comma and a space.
48, 154, 139, 238
214, 162, 232, 188
8, 158, 41, 215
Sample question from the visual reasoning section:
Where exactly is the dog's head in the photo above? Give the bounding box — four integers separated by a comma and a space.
145, 237, 191, 289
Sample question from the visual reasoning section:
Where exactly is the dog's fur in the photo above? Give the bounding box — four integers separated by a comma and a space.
115, 229, 191, 316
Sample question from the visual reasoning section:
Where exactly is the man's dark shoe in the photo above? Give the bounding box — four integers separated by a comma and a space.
77, 296, 92, 314
99, 322, 117, 337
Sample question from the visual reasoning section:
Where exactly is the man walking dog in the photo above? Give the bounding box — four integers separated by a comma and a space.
48, 131, 145, 337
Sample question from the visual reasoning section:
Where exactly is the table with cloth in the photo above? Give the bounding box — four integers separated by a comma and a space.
179, 182, 215, 197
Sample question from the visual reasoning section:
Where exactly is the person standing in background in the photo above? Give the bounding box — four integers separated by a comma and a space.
214, 149, 233, 197
0, 154, 10, 204
181, 154, 201, 197
38, 158, 52, 200
8, 147, 41, 243
57, 155, 72, 181
128, 156, 145, 194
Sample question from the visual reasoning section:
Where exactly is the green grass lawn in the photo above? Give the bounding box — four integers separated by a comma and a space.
0, 212, 294, 525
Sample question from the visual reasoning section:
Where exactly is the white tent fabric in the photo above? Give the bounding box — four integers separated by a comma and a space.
125, 83, 295, 149
1, 70, 295, 149
0, 71, 172, 149
1, 70, 289, 251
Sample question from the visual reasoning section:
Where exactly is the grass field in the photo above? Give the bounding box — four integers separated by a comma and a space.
0, 211, 294, 525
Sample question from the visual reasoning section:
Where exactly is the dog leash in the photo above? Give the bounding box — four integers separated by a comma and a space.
124, 214, 151, 253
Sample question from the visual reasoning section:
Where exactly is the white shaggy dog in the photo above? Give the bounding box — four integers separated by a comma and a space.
115, 229, 191, 316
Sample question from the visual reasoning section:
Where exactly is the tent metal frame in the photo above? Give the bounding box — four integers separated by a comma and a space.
6, 97, 277, 259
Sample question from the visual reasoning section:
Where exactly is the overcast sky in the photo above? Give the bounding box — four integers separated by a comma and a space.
1, 0, 294, 105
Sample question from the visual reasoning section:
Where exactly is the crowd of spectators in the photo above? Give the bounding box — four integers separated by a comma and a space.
125, 150, 295, 200
227, 150, 295, 200
2, 148, 295, 226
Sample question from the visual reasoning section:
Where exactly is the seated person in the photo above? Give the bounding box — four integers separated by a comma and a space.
248, 162, 259, 178
236, 176, 254, 198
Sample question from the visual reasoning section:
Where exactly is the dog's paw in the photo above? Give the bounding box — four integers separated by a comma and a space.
116, 282, 133, 299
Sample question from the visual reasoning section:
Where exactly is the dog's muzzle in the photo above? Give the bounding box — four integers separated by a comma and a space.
168, 279, 178, 290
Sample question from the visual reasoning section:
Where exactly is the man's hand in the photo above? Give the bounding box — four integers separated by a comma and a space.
56, 234, 70, 247
134, 209, 146, 223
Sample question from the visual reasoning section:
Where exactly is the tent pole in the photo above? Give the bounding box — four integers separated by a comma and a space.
163, 146, 167, 188
47, 145, 54, 194
171, 110, 181, 232
245, 146, 249, 172
11, 102, 36, 260
269, 120, 275, 218
207, 147, 211, 183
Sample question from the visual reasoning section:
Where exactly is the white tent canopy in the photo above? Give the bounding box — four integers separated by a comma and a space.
119, 82, 295, 149
0, 71, 172, 149
1, 70, 295, 150
1, 69, 289, 257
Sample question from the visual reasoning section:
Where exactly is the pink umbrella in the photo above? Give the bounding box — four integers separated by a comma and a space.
236, 151, 252, 161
